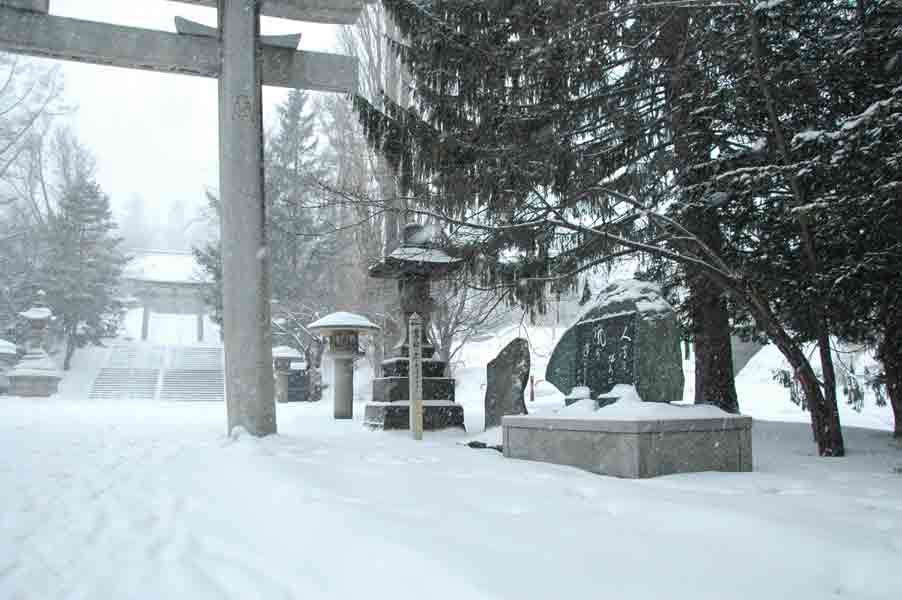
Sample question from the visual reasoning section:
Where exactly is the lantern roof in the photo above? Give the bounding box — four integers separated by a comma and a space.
308, 311, 380, 336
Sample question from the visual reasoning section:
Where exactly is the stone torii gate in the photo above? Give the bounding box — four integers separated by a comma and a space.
0, 0, 366, 436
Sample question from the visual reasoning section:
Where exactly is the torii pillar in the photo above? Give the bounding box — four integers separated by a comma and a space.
0, 0, 367, 436
217, 0, 274, 435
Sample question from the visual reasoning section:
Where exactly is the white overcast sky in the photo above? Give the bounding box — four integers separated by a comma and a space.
42, 0, 343, 224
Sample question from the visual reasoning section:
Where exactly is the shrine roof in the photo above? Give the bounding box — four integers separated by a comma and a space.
123, 251, 210, 285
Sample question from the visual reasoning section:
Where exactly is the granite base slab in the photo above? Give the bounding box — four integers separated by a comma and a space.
502, 413, 752, 478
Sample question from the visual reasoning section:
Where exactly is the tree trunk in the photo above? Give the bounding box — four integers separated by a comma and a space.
746, 9, 844, 455
63, 323, 76, 371
660, 12, 738, 413
742, 283, 844, 455
688, 275, 739, 412
814, 320, 844, 450
879, 302, 902, 438
685, 209, 739, 413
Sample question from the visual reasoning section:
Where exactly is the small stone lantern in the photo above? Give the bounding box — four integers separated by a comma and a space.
272, 345, 303, 403
8, 294, 62, 397
0, 338, 18, 394
308, 312, 380, 419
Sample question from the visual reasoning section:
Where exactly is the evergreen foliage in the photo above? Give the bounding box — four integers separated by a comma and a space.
351, 0, 902, 451
39, 132, 126, 370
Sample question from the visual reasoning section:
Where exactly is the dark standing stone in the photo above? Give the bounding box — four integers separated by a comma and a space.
545, 280, 684, 403
484, 338, 530, 429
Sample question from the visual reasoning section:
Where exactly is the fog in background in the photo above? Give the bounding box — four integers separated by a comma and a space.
44, 0, 341, 251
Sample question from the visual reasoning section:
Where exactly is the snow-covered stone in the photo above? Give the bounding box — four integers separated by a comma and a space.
307, 311, 380, 334
19, 307, 52, 321
545, 279, 684, 403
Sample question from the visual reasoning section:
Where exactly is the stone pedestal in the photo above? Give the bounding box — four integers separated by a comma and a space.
275, 369, 289, 403
366, 353, 463, 430
273, 346, 302, 404
332, 355, 354, 419
502, 411, 753, 478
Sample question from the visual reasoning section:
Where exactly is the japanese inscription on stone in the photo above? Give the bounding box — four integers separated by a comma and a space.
576, 312, 636, 397
409, 313, 424, 439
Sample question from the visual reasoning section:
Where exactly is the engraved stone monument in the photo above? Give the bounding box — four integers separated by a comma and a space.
505, 280, 751, 478
545, 279, 684, 404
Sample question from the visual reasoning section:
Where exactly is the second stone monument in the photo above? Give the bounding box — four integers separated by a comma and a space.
365, 223, 465, 430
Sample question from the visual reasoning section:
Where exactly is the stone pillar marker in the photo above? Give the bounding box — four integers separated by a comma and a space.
308, 312, 380, 420
408, 313, 423, 439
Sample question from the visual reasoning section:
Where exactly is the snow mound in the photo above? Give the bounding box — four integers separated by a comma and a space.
554, 384, 734, 421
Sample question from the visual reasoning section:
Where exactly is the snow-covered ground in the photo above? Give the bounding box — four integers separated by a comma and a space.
1, 327, 900, 599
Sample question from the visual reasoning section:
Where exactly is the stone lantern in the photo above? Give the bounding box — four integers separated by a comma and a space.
8, 293, 62, 397
0, 338, 18, 394
365, 223, 466, 430
272, 345, 303, 403
308, 311, 380, 419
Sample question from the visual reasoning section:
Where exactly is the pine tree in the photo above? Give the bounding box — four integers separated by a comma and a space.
40, 131, 125, 370
267, 90, 339, 318
352, 0, 870, 455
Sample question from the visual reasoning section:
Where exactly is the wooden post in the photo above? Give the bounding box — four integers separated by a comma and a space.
409, 312, 423, 440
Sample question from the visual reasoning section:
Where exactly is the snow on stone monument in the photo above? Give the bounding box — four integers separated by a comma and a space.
545, 279, 684, 404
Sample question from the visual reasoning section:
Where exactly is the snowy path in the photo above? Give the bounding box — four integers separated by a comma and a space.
1, 399, 900, 599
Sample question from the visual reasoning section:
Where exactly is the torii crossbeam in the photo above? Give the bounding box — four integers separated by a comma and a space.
0, 0, 365, 436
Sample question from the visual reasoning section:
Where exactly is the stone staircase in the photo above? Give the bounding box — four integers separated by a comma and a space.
158, 347, 224, 402
89, 368, 160, 400
89, 343, 223, 401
